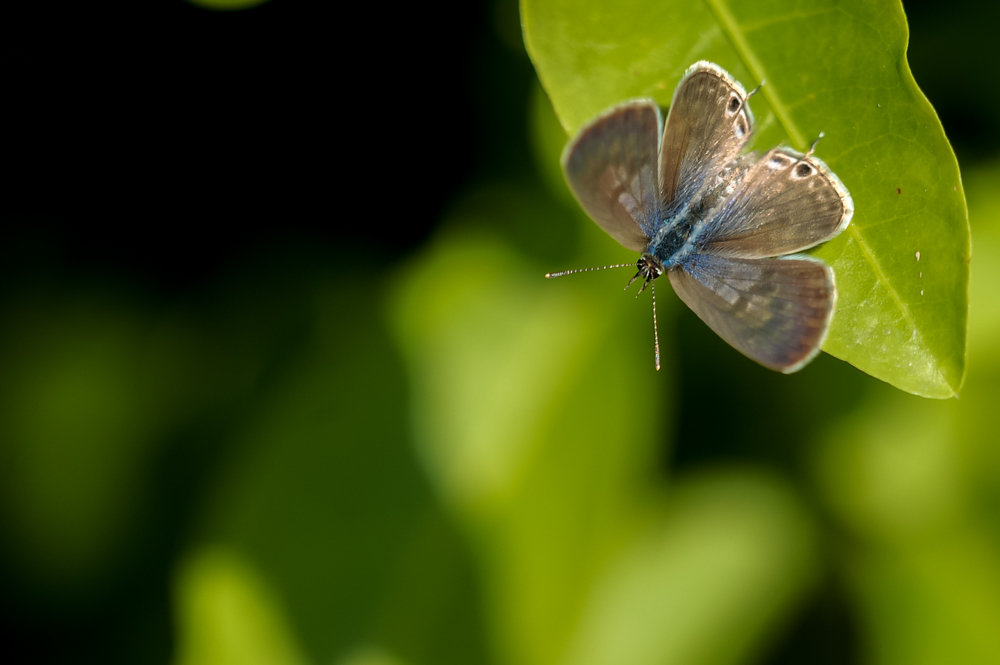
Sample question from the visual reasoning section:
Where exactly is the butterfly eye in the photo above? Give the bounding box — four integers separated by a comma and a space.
794, 162, 814, 178
727, 95, 741, 113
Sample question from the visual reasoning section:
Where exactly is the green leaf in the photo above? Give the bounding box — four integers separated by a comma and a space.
521, 0, 969, 398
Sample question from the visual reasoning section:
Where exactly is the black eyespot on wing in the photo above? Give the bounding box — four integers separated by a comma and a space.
735, 116, 749, 138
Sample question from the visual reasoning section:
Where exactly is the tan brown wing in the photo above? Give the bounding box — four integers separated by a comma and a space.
697, 147, 854, 258
562, 100, 662, 252
658, 61, 755, 215
668, 254, 835, 372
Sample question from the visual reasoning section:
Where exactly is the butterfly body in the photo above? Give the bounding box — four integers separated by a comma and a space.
557, 61, 853, 372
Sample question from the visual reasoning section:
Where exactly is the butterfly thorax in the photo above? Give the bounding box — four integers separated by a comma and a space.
647, 201, 715, 268
646, 215, 694, 268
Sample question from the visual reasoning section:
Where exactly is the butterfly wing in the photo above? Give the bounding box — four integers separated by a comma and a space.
698, 147, 854, 258
659, 61, 755, 214
562, 100, 662, 252
667, 254, 835, 372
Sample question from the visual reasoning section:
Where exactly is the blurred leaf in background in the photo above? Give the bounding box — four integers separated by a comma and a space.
0, 1, 998, 665
174, 547, 308, 665
804, 161, 1000, 665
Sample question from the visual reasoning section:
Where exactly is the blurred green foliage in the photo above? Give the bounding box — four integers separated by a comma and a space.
1, 1, 998, 665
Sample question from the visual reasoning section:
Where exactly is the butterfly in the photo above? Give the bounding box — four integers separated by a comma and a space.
548, 61, 853, 372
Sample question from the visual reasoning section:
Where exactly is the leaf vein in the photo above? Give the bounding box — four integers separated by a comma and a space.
702, 0, 805, 147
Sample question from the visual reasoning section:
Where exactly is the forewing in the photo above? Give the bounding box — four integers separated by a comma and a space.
659, 61, 754, 214
562, 100, 661, 252
698, 147, 854, 258
668, 254, 835, 372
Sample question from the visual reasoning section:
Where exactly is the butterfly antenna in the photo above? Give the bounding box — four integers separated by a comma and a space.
735, 80, 764, 117
545, 263, 634, 279
651, 281, 661, 371
806, 131, 825, 157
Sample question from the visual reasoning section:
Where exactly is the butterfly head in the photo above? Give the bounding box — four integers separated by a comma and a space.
627, 253, 665, 295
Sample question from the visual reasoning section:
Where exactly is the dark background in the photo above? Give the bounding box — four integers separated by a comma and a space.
0, 0, 990, 292
0, 0, 491, 292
